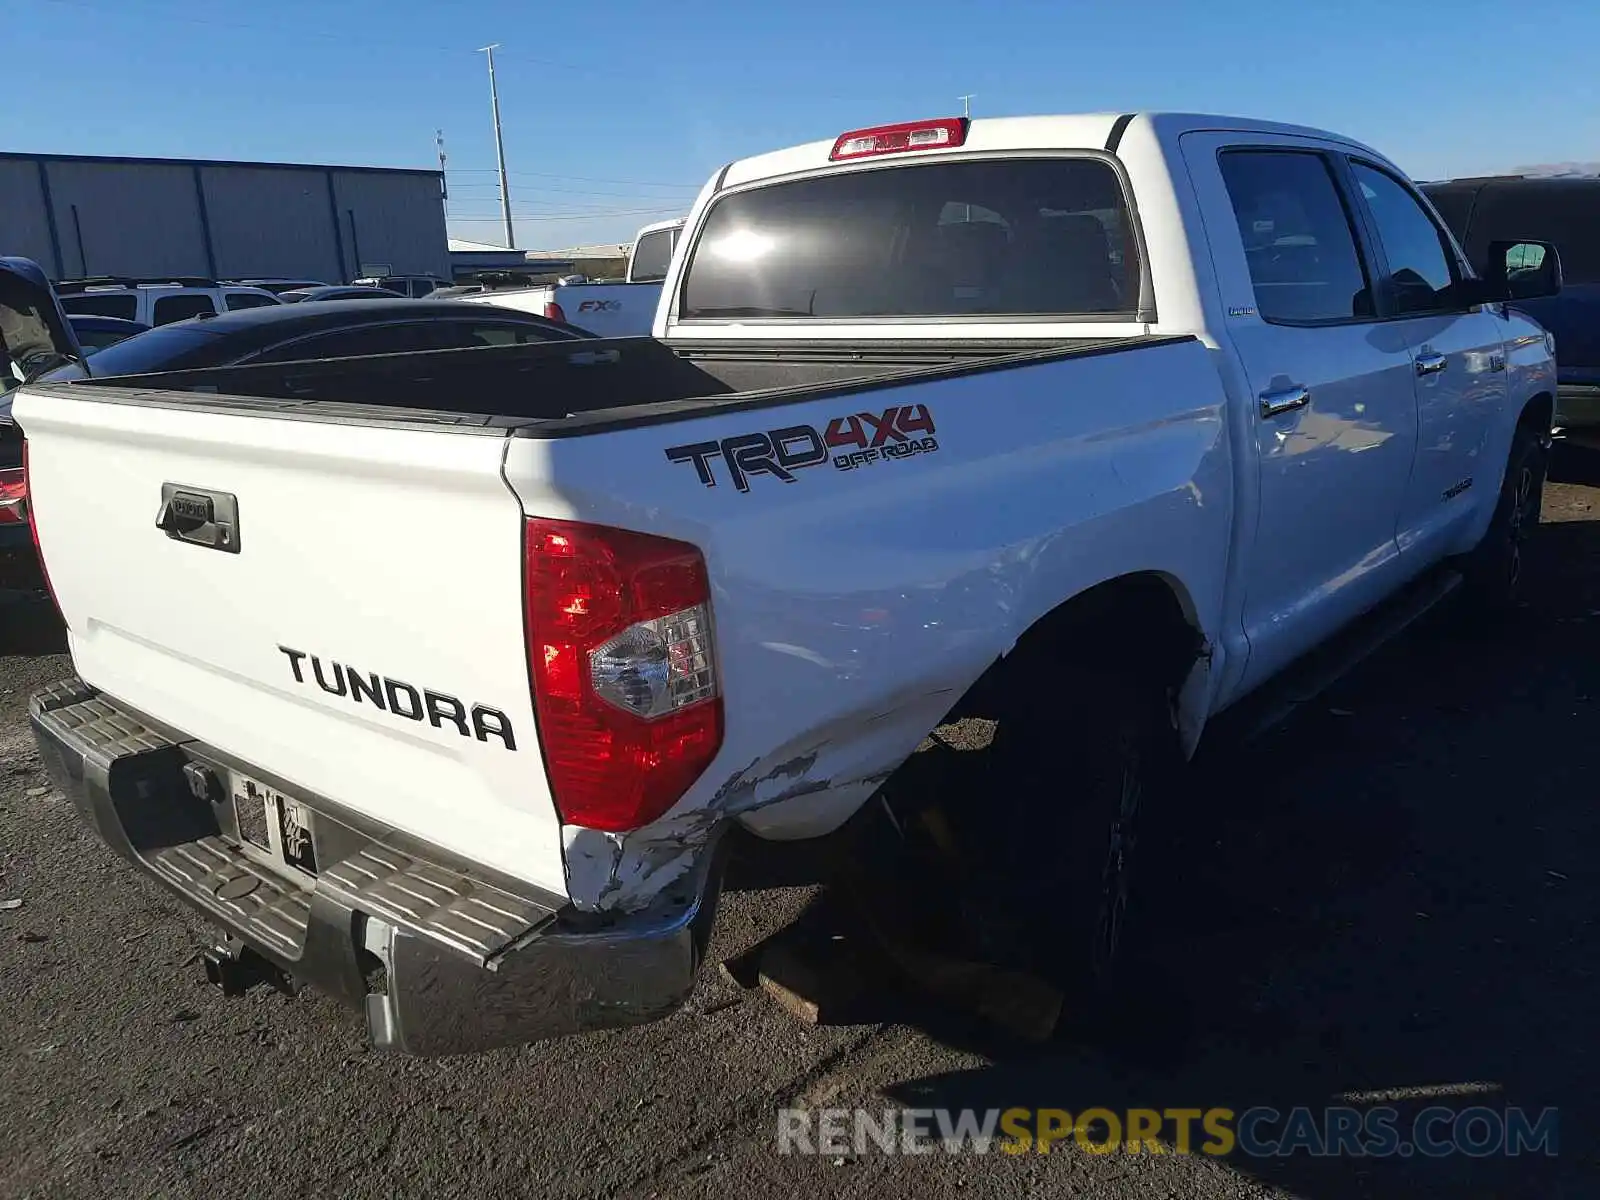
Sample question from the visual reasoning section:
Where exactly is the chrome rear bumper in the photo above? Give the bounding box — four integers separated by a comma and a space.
30, 678, 721, 1055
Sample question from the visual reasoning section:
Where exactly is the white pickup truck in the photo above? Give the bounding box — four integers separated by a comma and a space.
457, 217, 685, 336
10, 112, 1561, 1056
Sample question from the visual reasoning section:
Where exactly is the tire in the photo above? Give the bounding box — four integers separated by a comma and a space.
953, 668, 1178, 1000
1459, 421, 1549, 618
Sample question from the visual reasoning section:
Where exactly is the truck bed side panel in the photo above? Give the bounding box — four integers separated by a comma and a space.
503, 335, 1234, 910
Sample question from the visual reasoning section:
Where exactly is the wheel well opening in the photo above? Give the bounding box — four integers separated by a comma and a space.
950, 572, 1205, 720
1521, 391, 1554, 434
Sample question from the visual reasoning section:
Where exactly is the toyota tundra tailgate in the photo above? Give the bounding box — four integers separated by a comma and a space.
15, 385, 568, 898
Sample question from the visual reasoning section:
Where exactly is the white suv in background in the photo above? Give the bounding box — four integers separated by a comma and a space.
55, 277, 282, 326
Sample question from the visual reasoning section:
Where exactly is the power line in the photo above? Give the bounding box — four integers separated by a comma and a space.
446, 169, 701, 190
442, 197, 683, 213
444, 179, 696, 201
449, 208, 681, 223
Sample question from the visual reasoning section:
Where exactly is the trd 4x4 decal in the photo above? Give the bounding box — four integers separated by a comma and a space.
665, 403, 939, 492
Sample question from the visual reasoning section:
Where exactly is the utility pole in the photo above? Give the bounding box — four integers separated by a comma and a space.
477, 44, 515, 248
435, 128, 449, 217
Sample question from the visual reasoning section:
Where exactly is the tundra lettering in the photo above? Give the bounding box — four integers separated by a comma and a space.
277, 645, 516, 749
665, 405, 939, 491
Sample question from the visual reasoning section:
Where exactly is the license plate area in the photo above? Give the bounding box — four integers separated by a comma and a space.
229, 772, 318, 877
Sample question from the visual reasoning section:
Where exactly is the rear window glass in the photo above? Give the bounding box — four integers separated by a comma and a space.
680, 157, 1140, 320
76, 326, 142, 353
64, 321, 221, 375
629, 229, 676, 283
1466, 182, 1600, 285
60, 292, 138, 320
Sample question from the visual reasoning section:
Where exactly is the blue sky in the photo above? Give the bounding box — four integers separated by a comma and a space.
6, 0, 1600, 250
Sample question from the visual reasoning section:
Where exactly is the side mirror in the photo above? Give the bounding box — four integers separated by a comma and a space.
1477, 239, 1563, 303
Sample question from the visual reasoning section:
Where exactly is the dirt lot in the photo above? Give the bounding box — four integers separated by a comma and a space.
3, 455, 1600, 1199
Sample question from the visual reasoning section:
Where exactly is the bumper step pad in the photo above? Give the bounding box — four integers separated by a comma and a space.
31, 681, 557, 968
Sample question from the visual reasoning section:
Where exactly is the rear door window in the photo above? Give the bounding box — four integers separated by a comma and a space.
680, 157, 1140, 319
1217, 149, 1374, 323
250, 322, 448, 362
60, 292, 138, 320
151, 293, 218, 325
447, 321, 576, 347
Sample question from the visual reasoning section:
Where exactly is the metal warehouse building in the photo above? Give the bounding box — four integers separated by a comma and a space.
0, 151, 449, 283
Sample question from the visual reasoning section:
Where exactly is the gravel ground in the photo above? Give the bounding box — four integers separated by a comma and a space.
4, 455, 1600, 1199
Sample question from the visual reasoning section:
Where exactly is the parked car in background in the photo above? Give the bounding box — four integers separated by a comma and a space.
459, 217, 686, 336
280, 285, 405, 303
67, 314, 151, 355
37, 296, 592, 384
55, 277, 282, 326
351, 274, 445, 298
228, 278, 329, 296
1, 258, 82, 564
1421, 175, 1600, 430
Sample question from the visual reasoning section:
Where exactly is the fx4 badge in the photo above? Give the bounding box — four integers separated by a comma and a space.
665, 403, 939, 492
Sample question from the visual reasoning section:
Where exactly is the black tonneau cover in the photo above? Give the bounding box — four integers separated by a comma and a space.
61, 334, 1180, 438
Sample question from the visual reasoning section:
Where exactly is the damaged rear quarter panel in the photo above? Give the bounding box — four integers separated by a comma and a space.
510, 337, 1234, 912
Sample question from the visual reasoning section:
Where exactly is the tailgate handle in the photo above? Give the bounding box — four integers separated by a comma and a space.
156, 484, 241, 554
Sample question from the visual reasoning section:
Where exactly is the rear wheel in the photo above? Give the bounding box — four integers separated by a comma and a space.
955, 668, 1178, 999
1459, 422, 1549, 618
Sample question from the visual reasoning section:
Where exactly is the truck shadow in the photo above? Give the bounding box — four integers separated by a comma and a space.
1550, 438, 1600, 488
0, 588, 66, 657
753, 512, 1600, 1198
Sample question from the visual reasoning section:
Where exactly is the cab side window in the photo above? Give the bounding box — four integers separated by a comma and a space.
251, 322, 445, 363
225, 291, 279, 311
152, 294, 218, 325
1218, 149, 1374, 324
1349, 162, 1463, 316
60, 293, 138, 321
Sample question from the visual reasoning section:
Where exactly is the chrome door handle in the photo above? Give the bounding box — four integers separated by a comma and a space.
1259, 385, 1310, 418
1415, 352, 1448, 376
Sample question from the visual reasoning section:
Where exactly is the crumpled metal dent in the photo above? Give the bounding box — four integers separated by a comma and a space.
565, 746, 879, 913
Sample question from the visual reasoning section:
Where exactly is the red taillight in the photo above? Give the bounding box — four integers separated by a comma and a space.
543, 301, 568, 323
829, 117, 968, 161
19, 439, 61, 615
523, 517, 723, 833
0, 465, 23, 526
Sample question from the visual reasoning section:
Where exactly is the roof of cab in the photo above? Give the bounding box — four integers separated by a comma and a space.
717, 111, 1386, 189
